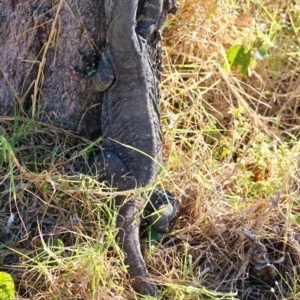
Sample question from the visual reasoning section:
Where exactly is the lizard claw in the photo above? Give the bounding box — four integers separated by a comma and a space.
78, 49, 92, 65
74, 49, 99, 78
165, 0, 179, 15
74, 65, 88, 77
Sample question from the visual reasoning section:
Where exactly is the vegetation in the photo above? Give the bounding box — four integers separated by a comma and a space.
1, 0, 300, 299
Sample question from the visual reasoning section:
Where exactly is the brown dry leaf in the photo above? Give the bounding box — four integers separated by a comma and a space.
235, 12, 255, 28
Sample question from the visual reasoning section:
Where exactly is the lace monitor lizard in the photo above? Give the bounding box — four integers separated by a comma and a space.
75, 0, 179, 297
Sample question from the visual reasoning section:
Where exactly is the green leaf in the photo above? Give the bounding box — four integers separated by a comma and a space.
146, 226, 163, 248
254, 47, 267, 61
226, 44, 251, 76
254, 39, 263, 48
149, 226, 160, 242
0, 272, 15, 300
0, 134, 6, 168
52, 238, 64, 249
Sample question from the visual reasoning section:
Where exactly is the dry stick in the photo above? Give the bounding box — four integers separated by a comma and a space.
7, 147, 33, 241
31, 0, 64, 117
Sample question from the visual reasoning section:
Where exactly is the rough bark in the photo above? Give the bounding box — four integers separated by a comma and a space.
0, 0, 173, 139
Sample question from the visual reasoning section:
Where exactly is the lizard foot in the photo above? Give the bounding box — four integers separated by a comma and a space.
145, 189, 179, 233
164, 0, 179, 15
74, 47, 114, 92
132, 277, 161, 298
74, 49, 98, 78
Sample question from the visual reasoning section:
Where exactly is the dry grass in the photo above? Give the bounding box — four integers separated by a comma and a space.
1, 0, 300, 299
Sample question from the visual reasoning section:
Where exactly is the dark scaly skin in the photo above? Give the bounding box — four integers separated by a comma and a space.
97, 1, 162, 296
76, 0, 178, 297
136, 0, 163, 39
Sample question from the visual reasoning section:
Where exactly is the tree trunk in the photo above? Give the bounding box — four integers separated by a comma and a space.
0, 0, 176, 139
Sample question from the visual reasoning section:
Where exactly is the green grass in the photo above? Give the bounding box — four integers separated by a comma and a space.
1, 0, 300, 299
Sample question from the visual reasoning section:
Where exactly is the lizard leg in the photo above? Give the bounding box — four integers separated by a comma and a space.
136, 0, 163, 39
89, 47, 114, 92
145, 189, 178, 233
74, 48, 114, 92
90, 150, 136, 190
